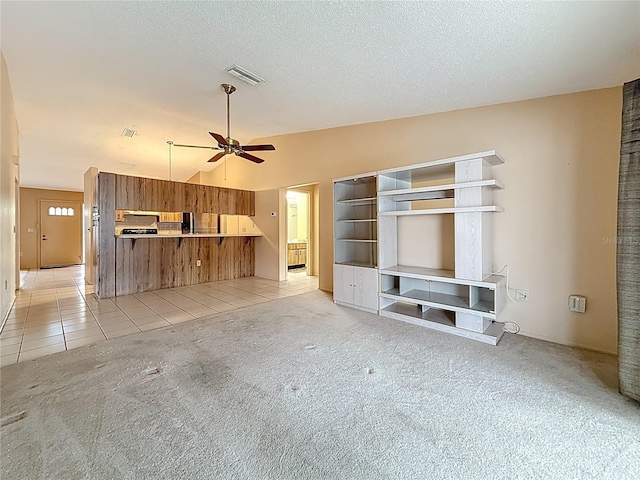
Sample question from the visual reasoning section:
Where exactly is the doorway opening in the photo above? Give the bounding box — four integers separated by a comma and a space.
285, 184, 318, 280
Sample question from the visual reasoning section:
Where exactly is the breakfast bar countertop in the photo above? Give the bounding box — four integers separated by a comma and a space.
115, 233, 263, 239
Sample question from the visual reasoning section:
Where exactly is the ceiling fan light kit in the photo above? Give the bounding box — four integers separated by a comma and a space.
171, 83, 275, 165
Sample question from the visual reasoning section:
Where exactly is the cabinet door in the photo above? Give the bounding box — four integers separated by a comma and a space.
333, 264, 354, 304
353, 266, 378, 311
298, 248, 307, 265
288, 249, 298, 266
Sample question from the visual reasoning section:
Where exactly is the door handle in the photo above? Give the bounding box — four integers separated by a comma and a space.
42, 235, 47, 241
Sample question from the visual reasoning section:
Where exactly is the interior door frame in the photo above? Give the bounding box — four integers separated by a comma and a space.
37, 199, 84, 269
15, 177, 20, 288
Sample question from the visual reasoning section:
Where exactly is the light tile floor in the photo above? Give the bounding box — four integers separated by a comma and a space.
0, 266, 318, 366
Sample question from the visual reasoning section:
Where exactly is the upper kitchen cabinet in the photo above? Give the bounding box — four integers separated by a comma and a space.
113, 174, 254, 215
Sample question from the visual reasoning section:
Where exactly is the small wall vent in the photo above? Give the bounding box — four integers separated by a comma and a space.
568, 295, 586, 313
122, 128, 136, 138
225, 64, 265, 85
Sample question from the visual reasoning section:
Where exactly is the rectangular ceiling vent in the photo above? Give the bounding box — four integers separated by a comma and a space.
121, 128, 136, 138
225, 64, 265, 86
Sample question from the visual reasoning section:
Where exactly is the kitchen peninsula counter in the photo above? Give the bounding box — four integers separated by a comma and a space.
116, 233, 262, 239
95, 171, 257, 298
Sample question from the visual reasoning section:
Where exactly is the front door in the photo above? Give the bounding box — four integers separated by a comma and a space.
40, 200, 83, 268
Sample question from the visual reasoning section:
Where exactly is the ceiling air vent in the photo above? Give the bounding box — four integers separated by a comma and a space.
121, 128, 136, 138
225, 64, 265, 86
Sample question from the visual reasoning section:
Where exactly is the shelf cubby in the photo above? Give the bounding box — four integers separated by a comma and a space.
380, 302, 505, 345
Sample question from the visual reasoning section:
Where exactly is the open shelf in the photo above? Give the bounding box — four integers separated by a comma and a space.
336, 218, 377, 223
380, 288, 496, 318
382, 302, 455, 326
336, 260, 377, 268
335, 174, 378, 270
379, 265, 505, 288
378, 179, 504, 202
336, 239, 378, 243
380, 206, 503, 216
380, 302, 504, 346
377, 150, 504, 178
337, 197, 377, 205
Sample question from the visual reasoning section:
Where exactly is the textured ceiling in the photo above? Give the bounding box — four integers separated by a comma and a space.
2, 1, 639, 191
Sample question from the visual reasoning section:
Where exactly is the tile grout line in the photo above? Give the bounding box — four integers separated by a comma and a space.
15, 269, 35, 363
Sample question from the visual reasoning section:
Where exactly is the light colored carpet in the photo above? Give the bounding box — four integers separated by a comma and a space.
1, 291, 639, 479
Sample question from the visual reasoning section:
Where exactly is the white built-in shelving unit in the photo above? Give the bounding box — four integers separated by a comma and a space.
378, 150, 506, 344
333, 151, 507, 345
333, 173, 379, 313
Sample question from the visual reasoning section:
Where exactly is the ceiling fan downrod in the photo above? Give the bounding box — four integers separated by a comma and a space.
221, 83, 236, 142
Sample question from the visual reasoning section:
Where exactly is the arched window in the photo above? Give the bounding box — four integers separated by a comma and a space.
48, 205, 77, 216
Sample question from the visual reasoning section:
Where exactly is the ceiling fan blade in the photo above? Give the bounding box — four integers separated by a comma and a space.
208, 152, 227, 162
209, 132, 229, 146
236, 151, 265, 164
240, 144, 275, 152
173, 143, 221, 150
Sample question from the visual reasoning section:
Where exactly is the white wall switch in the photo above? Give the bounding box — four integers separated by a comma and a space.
196, 260, 201, 267
569, 295, 586, 313
515, 289, 530, 302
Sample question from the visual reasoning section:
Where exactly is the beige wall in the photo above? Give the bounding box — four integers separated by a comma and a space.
253, 189, 285, 280
1, 52, 20, 324
20, 187, 84, 269
198, 88, 622, 354
185, 171, 202, 184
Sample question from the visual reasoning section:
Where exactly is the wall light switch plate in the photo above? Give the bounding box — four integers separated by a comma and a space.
196, 260, 201, 267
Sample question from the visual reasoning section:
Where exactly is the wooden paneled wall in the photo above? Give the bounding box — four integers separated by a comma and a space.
97, 172, 256, 298
97, 172, 117, 298
114, 174, 255, 215
115, 237, 255, 295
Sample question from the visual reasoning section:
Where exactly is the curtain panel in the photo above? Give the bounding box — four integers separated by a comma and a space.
618, 78, 640, 402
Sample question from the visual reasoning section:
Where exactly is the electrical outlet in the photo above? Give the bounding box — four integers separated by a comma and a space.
515, 289, 529, 302
196, 260, 201, 267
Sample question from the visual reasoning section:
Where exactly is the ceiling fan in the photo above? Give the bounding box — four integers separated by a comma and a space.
172, 83, 274, 164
